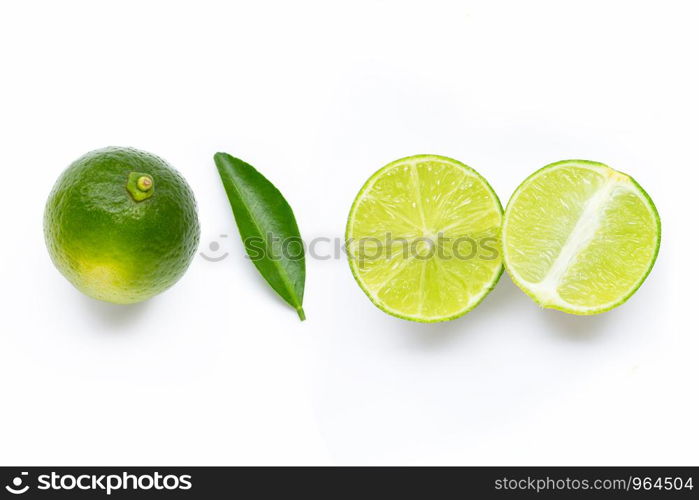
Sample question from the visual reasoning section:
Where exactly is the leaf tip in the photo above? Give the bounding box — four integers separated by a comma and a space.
296, 307, 306, 321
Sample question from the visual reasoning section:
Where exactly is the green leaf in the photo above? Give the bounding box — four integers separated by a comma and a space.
214, 153, 306, 321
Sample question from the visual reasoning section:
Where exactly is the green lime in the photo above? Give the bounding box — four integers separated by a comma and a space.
503, 160, 660, 315
44, 147, 200, 304
346, 154, 503, 322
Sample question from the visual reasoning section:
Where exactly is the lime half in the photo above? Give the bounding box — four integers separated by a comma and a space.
346, 155, 503, 322
503, 160, 660, 315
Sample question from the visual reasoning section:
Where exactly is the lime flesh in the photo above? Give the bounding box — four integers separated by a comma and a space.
503, 160, 660, 314
346, 155, 503, 322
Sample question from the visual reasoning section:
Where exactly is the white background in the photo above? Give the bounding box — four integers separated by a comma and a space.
0, 0, 697, 465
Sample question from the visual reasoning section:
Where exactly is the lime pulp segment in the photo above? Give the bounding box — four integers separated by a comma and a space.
346, 155, 503, 322
502, 160, 660, 314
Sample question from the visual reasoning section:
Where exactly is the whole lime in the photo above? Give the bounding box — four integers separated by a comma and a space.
44, 147, 200, 304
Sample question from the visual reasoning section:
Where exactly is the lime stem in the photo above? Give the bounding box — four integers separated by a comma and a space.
137, 176, 153, 191
126, 172, 155, 202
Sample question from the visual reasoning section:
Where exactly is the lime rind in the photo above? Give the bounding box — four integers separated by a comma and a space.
346, 154, 504, 322
44, 147, 200, 304
502, 159, 661, 315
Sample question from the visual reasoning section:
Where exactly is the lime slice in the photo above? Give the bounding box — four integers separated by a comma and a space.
346, 155, 503, 322
503, 160, 660, 315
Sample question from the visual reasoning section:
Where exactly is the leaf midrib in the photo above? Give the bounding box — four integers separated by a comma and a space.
225, 170, 302, 311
